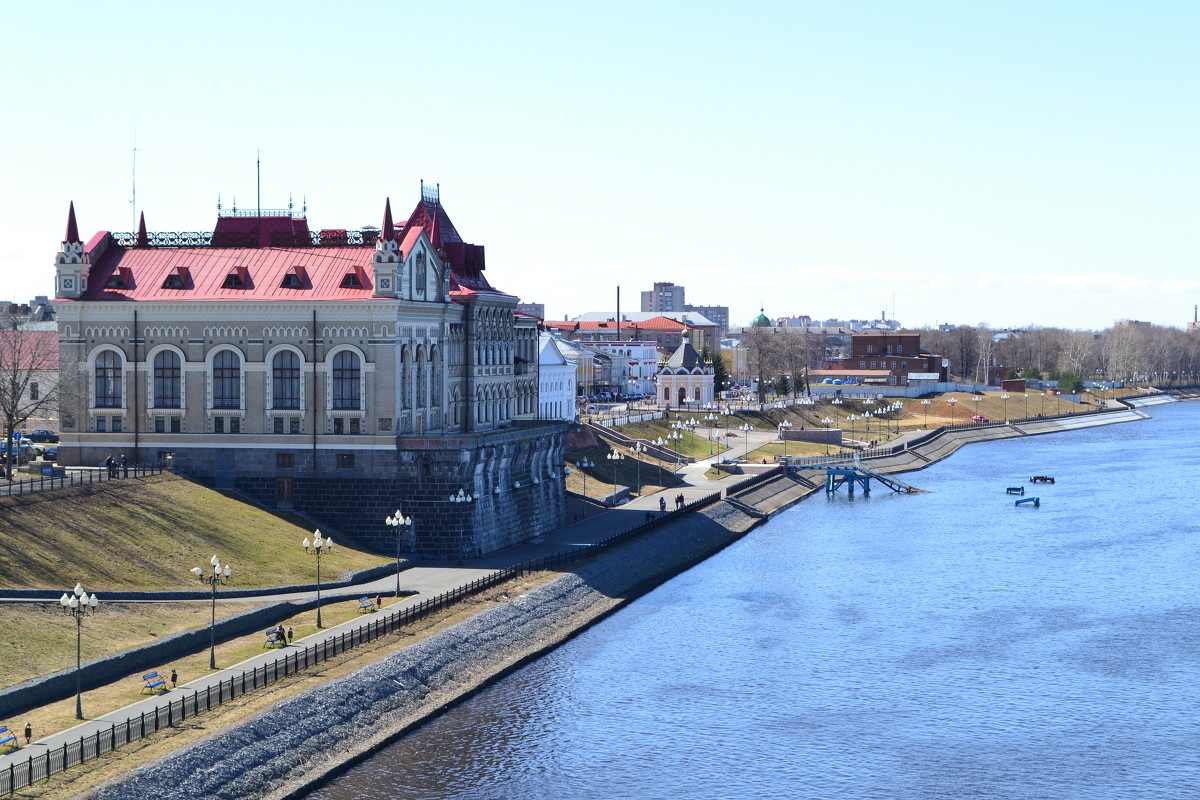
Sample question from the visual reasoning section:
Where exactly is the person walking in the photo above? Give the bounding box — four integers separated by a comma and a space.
659, 497, 666, 512
170, 668, 177, 689
287, 627, 294, 644
120, 453, 128, 478
23, 722, 31, 744
105, 455, 115, 477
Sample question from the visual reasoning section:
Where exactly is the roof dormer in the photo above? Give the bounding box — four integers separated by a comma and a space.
221, 266, 250, 289
105, 267, 132, 289
161, 267, 190, 290
280, 266, 307, 289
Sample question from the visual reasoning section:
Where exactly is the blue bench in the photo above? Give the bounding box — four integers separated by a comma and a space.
142, 672, 167, 693
0, 726, 16, 748
358, 596, 376, 613
265, 629, 284, 648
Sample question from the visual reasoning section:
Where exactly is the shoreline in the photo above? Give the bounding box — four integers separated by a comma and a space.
76, 403, 1163, 799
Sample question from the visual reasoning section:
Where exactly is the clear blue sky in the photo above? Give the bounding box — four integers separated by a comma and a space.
2, 1, 1196, 330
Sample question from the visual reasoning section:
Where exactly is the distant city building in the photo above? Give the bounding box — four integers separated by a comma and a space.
1114, 319, 1152, 329
517, 302, 545, 320
563, 311, 719, 354
817, 332, 948, 387
775, 315, 814, 327
641, 281, 686, 313
685, 304, 729, 336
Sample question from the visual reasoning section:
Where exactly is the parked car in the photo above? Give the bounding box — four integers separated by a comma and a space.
971, 415, 989, 423
42, 446, 57, 462
27, 429, 59, 443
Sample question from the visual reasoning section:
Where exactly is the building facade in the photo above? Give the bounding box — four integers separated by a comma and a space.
52, 187, 567, 557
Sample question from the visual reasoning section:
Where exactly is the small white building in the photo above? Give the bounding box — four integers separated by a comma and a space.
657, 330, 714, 409
538, 332, 577, 420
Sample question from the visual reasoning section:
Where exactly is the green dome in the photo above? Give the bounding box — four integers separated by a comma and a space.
752, 307, 771, 327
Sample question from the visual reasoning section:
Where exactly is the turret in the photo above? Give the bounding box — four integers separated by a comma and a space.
54, 202, 88, 299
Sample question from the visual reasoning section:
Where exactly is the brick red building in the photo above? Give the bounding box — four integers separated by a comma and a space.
820, 333, 948, 386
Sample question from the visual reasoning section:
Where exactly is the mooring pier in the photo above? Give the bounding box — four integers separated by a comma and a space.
824, 465, 921, 496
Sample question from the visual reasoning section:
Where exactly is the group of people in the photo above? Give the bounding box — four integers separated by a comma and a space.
104, 453, 129, 478
269, 625, 293, 646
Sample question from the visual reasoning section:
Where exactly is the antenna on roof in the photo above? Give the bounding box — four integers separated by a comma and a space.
217, 193, 222, 212
256, 150, 261, 218
130, 129, 138, 230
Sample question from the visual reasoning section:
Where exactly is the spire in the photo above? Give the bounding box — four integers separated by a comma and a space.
381, 197, 395, 242
136, 212, 149, 247
65, 201, 80, 244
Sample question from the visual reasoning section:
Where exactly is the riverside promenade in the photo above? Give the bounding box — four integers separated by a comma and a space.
0, 405, 1152, 786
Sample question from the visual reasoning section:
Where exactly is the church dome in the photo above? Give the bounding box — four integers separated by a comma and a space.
752, 307, 772, 327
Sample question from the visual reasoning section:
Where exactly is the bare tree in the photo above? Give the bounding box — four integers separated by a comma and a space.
0, 321, 61, 479
741, 326, 784, 403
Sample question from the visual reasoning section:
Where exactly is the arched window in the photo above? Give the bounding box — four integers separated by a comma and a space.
95, 350, 122, 407
273, 351, 301, 409
153, 351, 180, 408
212, 350, 241, 409
332, 351, 361, 410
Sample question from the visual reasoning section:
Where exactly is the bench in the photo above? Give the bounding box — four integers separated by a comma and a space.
0, 726, 16, 748
141, 672, 167, 694
1006, 486, 1025, 495
358, 596, 376, 613
264, 630, 284, 648
1030, 476, 1055, 484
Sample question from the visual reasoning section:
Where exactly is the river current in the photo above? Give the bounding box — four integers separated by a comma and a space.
310, 402, 1200, 800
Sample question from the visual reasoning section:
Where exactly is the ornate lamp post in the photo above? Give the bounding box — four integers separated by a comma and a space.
667, 430, 684, 472
704, 412, 718, 455
739, 422, 753, 458
1023, 392, 1029, 419
686, 416, 700, 453
384, 510, 412, 599
606, 451, 625, 497
973, 395, 983, 421
1001, 393, 1010, 422
629, 442, 648, 495
191, 555, 232, 670
948, 396, 957, 424
576, 457, 594, 511
778, 419, 793, 460
60, 583, 100, 719
921, 398, 931, 428
302, 531, 333, 629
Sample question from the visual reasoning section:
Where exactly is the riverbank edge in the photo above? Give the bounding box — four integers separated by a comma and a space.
79, 404, 1157, 799
87, 503, 764, 800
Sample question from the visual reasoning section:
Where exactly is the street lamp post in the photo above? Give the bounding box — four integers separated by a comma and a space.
740, 422, 753, 458
1001, 393, 1010, 422
921, 398, 931, 428
384, 511, 412, 599
973, 395, 983, 421
948, 396, 958, 424
60, 584, 100, 719
629, 442, 647, 495
191, 556, 232, 670
778, 419, 793, 460
1023, 392, 1029, 419
606, 451, 625, 498
667, 430, 684, 472
576, 458, 594, 512
302, 531, 333, 629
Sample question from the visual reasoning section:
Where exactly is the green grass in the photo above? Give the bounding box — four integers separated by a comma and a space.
0, 473, 389, 590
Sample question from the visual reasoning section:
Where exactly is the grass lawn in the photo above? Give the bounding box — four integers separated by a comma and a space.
0, 473, 389, 591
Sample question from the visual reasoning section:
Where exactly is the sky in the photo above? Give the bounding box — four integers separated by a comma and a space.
2, 1, 1196, 331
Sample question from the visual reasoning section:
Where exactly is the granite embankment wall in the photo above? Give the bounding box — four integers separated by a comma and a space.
90, 502, 763, 800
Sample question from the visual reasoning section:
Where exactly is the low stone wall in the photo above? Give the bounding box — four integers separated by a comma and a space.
0, 600, 319, 720
785, 429, 842, 445
88, 502, 762, 800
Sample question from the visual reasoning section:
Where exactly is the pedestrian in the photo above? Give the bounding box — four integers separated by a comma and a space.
375, 594, 382, 610
659, 497, 666, 512
170, 668, 177, 688
287, 627, 294, 644
105, 455, 115, 477
120, 453, 128, 478
23, 722, 31, 744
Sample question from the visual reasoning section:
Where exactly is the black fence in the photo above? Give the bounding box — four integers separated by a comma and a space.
0, 490, 722, 796
0, 463, 166, 499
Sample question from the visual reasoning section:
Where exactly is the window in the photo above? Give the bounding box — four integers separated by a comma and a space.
416, 252, 427, 294
95, 350, 122, 407
154, 351, 181, 408
289, 417, 300, 434
870, 361, 877, 370
96, 416, 106, 432
337, 454, 355, 468
859, 361, 866, 369
112, 417, 123, 433
272, 351, 301, 409
274, 417, 284, 434
171, 417, 180, 433
155, 417, 164, 433
350, 418, 361, 434
891, 361, 897, 369
212, 351, 240, 409
221, 269, 246, 289
902, 361, 908, 370
277, 453, 294, 469
214, 416, 224, 433
30, 382, 38, 401
230, 417, 240, 434
332, 351, 361, 410
333, 417, 344, 435
866, 345, 873, 354
340, 272, 363, 288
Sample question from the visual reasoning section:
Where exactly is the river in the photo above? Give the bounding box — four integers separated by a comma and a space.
309, 401, 1200, 800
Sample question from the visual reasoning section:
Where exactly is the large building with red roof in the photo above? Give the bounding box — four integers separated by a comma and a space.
52, 185, 566, 557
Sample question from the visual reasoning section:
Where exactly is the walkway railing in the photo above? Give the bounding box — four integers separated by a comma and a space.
0, 490, 722, 797
0, 464, 166, 499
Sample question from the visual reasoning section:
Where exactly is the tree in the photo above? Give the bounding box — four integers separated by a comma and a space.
1021, 366, 1041, 380
0, 323, 62, 480
702, 345, 731, 399
775, 374, 791, 396
740, 326, 783, 403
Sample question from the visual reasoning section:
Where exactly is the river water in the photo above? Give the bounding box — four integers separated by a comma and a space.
310, 402, 1200, 800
